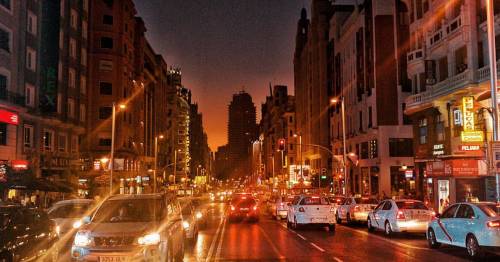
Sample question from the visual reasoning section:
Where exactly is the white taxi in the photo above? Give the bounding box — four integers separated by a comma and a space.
270, 195, 297, 220
367, 199, 434, 236
427, 202, 500, 258
287, 195, 335, 232
336, 196, 378, 224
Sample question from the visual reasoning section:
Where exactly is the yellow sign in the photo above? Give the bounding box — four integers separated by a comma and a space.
462, 96, 475, 132
461, 131, 484, 142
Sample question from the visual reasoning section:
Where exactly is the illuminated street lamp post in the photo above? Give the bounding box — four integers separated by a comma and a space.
330, 97, 348, 195
154, 135, 164, 193
110, 102, 126, 195
293, 133, 303, 180
486, 0, 500, 203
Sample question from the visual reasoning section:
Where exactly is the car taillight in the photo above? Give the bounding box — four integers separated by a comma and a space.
230, 205, 235, 211
396, 210, 406, 220
487, 220, 500, 228
354, 205, 360, 212
299, 207, 305, 212
253, 206, 258, 211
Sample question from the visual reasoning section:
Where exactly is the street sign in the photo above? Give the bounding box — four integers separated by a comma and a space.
320, 175, 327, 179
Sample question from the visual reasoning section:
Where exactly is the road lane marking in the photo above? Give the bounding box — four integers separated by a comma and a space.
309, 242, 325, 252
206, 215, 225, 262
333, 257, 343, 262
340, 225, 429, 251
258, 225, 286, 259
296, 233, 307, 241
215, 216, 227, 260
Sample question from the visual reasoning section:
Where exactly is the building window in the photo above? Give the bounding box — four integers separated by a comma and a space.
71, 135, 78, 153
369, 139, 378, 159
80, 76, 86, 94
103, 15, 113, 25
58, 134, 67, 152
359, 111, 363, 132
25, 84, 34, 107
68, 98, 75, 118
99, 138, 112, 146
100, 37, 113, 49
436, 115, 445, 141
99, 82, 112, 95
368, 106, 373, 128
68, 68, 76, 88
43, 130, 54, 151
0, 0, 11, 10
69, 38, 76, 58
80, 104, 86, 122
99, 107, 112, 119
26, 48, 36, 71
99, 60, 113, 71
402, 103, 411, 125
0, 123, 6, 145
419, 118, 427, 144
27, 11, 37, 35
70, 9, 78, 29
81, 48, 87, 65
389, 138, 414, 157
82, 21, 88, 39
0, 27, 10, 52
0, 73, 6, 95
23, 125, 33, 148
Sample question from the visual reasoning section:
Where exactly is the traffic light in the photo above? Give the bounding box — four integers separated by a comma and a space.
278, 138, 286, 151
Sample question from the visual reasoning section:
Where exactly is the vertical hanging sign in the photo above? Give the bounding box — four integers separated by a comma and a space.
39, 0, 60, 113
461, 96, 484, 142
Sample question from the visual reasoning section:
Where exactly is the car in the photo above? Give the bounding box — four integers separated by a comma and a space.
287, 195, 336, 232
47, 199, 96, 247
228, 195, 259, 222
367, 199, 434, 236
71, 193, 185, 262
191, 197, 208, 229
269, 195, 296, 220
0, 203, 59, 261
328, 196, 346, 217
426, 202, 500, 258
179, 198, 200, 244
336, 196, 378, 224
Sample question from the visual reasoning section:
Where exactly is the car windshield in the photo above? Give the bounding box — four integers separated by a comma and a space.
395, 201, 427, 210
92, 199, 163, 223
301, 197, 329, 205
477, 204, 499, 217
49, 203, 92, 218
232, 198, 256, 207
355, 198, 378, 204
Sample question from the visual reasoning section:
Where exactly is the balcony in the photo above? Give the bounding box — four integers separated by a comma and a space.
428, 14, 464, 49
0, 88, 26, 107
407, 48, 424, 64
477, 61, 500, 84
406, 69, 473, 108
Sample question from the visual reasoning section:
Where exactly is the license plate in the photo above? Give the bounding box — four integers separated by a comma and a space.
240, 208, 249, 211
99, 256, 128, 262
311, 217, 326, 222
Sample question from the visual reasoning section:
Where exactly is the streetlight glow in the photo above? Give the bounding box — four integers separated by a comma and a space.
119, 104, 126, 109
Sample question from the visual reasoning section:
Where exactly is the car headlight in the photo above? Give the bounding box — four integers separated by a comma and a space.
196, 212, 203, 219
182, 221, 190, 229
74, 231, 92, 246
73, 220, 83, 229
137, 232, 161, 245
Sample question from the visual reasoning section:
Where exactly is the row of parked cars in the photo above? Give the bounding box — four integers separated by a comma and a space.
266, 194, 499, 258
1, 192, 208, 262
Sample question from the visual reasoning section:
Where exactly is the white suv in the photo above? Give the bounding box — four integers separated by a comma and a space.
287, 195, 335, 232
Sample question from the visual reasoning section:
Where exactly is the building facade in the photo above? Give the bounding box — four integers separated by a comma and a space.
404, 0, 498, 211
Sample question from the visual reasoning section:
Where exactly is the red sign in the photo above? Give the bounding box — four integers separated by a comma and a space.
459, 145, 481, 151
11, 160, 28, 170
426, 159, 480, 177
0, 109, 19, 125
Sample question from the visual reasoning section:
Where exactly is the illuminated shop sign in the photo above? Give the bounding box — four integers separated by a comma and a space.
0, 109, 19, 125
11, 160, 28, 170
433, 144, 444, 156
459, 145, 481, 151
461, 96, 483, 142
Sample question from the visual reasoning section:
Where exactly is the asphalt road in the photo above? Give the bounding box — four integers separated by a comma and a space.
185, 202, 499, 262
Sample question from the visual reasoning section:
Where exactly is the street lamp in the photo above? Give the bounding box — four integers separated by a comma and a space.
110, 102, 126, 195
154, 135, 164, 193
330, 97, 348, 195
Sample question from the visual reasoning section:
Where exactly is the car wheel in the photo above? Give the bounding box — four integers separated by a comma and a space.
367, 218, 375, 232
384, 221, 392, 237
328, 224, 335, 233
466, 234, 483, 258
427, 228, 441, 249
293, 217, 299, 230
346, 213, 352, 224
287, 219, 292, 228
336, 212, 341, 224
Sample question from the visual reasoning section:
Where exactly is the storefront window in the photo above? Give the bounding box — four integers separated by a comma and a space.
370, 167, 379, 195
390, 166, 416, 197
456, 178, 484, 203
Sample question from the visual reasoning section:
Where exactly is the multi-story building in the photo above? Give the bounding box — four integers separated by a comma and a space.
1, 0, 89, 198
165, 69, 191, 183
83, 0, 146, 195
189, 103, 210, 180
227, 91, 258, 178
215, 144, 229, 179
404, 0, 498, 211
294, 1, 333, 182
328, 0, 414, 197
259, 85, 297, 187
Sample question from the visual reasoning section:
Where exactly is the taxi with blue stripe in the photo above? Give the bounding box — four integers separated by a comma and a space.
426, 201, 500, 258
